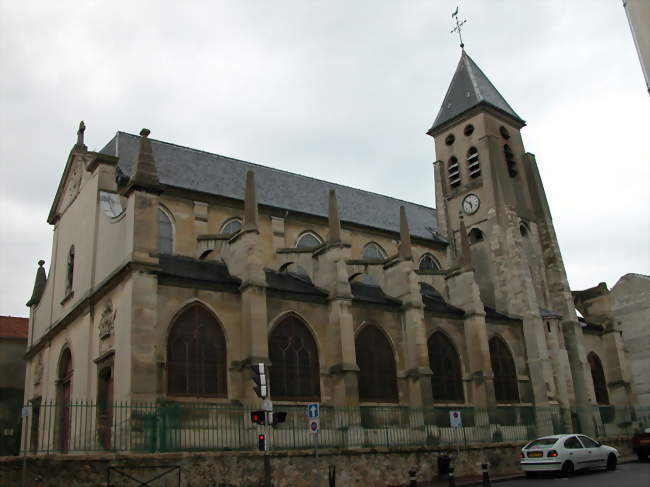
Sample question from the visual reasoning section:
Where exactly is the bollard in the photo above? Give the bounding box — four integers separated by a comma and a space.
408, 469, 417, 487
481, 463, 491, 487
328, 464, 336, 487
447, 466, 456, 487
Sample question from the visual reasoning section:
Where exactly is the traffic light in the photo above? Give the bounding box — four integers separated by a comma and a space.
271, 411, 287, 426
258, 433, 266, 451
250, 410, 266, 425
250, 363, 268, 399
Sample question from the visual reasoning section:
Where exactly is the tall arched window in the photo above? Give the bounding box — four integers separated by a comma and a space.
362, 242, 387, 260
467, 147, 481, 179
448, 156, 461, 188
356, 325, 398, 403
428, 332, 464, 402
167, 304, 227, 396
296, 232, 323, 249
57, 348, 73, 451
66, 246, 75, 294
158, 209, 173, 254
269, 315, 320, 401
504, 144, 517, 177
419, 254, 440, 272
489, 336, 520, 403
588, 352, 610, 405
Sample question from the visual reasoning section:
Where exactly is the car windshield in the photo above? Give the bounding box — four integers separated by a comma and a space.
525, 438, 558, 448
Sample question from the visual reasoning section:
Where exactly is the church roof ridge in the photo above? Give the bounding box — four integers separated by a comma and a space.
428, 50, 524, 134
100, 131, 445, 243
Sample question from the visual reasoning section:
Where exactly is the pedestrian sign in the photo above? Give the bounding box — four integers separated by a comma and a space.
307, 403, 319, 419
309, 418, 320, 434
449, 410, 462, 428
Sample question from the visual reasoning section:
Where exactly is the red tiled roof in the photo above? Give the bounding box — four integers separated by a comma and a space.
0, 316, 28, 339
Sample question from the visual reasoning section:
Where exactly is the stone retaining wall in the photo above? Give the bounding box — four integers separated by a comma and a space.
0, 437, 633, 487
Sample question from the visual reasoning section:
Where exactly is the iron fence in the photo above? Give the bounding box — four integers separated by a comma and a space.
7, 401, 648, 455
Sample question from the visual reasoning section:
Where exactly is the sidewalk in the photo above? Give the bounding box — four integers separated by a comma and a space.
388, 455, 638, 487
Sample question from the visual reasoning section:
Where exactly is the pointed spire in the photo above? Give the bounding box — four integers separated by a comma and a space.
457, 212, 472, 270
74, 121, 87, 151
26, 260, 47, 307
129, 128, 160, 188
398, 206, 413, 260
328, 189, 342, 244
427, 51, 524, 135
243, 170, 259, 231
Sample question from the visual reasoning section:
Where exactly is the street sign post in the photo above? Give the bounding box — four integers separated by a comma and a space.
307, 403, 320, 458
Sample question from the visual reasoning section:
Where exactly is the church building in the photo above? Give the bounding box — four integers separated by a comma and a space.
22, 50, 638, 452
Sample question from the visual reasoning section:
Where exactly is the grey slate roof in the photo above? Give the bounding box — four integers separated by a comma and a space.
101, 132, 444, 243
429, 50, 524, 133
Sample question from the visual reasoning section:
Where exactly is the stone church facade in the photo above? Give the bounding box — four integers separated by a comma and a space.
23, 51, 637, 451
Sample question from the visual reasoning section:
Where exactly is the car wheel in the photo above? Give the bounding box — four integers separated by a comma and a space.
561, 461, 574, 477
638, 451, 649, 462
606, 453, 617, 471
525, 472, 536, 478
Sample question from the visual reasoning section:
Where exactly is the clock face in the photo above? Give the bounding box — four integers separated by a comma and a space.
462, 193, 480, 215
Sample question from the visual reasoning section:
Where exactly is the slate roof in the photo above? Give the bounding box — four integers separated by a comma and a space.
428, 50, 524, 134
0, 316, 28, 339
157, 255, 241, 289
265, 270, 329, 299
350, 282, 402, 307
100, 132, 444, 243
420, 283, 464, 316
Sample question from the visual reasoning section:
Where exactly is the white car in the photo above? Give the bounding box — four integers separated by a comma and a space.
520, 434, 621, 477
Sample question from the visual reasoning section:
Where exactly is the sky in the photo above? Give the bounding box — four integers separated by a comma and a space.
1, 0, 648, 318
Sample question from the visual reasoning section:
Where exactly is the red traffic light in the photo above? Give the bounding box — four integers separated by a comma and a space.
250, 410, 265, 425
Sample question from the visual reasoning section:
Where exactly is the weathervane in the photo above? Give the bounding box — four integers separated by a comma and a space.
451, 6, 467, 49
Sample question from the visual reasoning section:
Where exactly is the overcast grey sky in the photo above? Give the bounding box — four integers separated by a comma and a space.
1, 0, 648, 318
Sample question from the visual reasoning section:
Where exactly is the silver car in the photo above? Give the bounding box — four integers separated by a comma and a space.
520, 434, 621, 477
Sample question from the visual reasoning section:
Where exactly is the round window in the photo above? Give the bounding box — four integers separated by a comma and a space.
499, 126, 510, 140
464, 124, 474, 136
445, 134, 455, 146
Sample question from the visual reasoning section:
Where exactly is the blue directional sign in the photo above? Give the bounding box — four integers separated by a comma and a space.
307, 403, 320, 419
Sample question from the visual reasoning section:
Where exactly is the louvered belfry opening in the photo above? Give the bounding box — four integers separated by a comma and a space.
489, 336, 520, 403
269, 315, 320, 401
428, 332, 464, 402
356, 325, 399, 403
588, 352, 610, 405
167, 304, 227, 397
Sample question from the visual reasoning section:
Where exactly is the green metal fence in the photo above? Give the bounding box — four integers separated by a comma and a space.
7, 401, 648, 455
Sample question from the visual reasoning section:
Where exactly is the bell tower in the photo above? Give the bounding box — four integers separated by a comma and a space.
428, 50, 590, 427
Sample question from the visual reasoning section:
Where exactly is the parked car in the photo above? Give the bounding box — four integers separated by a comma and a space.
632, 427, 650, 461
520, 434, 620, 477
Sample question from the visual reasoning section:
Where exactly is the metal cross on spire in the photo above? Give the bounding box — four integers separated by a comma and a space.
451, 6, 467, 49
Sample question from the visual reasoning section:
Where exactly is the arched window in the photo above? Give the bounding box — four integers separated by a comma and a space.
58, 348, 73, 451
220, 218, 242, 235
489, 336, 520, 403
362, 242, 387, 260
158, 209, 173, 254
519, 221, 529, 237
428, 332, 464, 402
448, 156, 461, 188
167, 304, 227, 396
504, 144, 517, 177
468, 228, 484, 244
419, 254, 440, 272
66, 246, 75, 294
467, 147, 480, 179
588, 352, 610, 405
296, 232, 323, 249
356, 325, 398, 403
269, 315, 320, 401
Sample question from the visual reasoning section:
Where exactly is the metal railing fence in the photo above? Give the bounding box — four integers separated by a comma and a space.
7, 401, 648, 455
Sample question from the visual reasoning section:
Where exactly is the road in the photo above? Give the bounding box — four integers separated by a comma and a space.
495, 461, 649, 487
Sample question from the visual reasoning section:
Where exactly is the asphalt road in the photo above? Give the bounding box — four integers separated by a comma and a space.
494, 461, 649, 487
